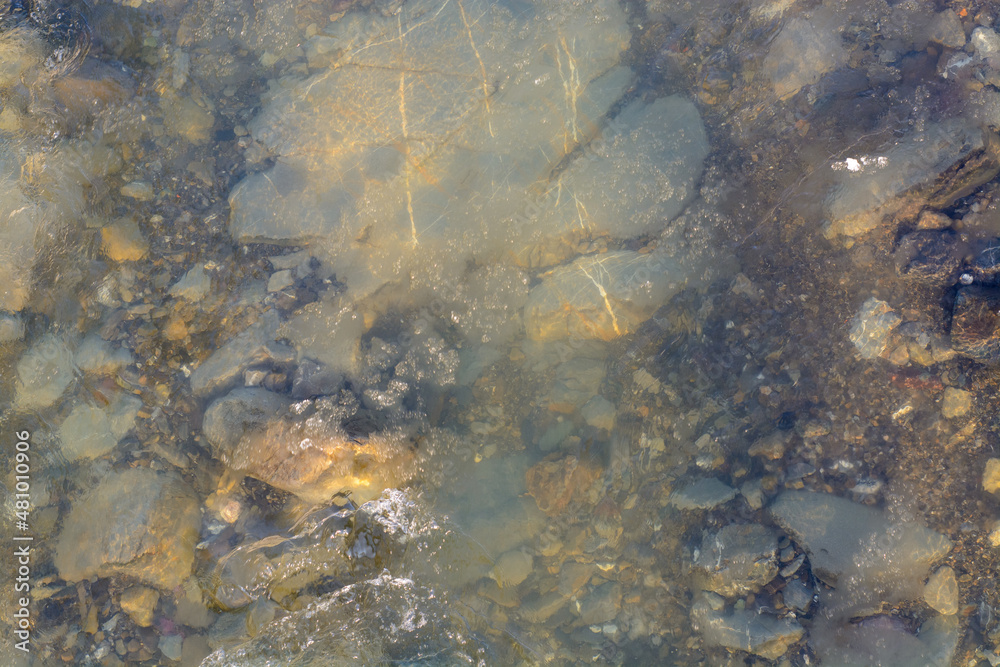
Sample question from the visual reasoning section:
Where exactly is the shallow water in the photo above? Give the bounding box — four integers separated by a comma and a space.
2, 0, 1000, 665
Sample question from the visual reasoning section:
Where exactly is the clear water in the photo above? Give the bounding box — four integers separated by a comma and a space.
1, 0, 998, 665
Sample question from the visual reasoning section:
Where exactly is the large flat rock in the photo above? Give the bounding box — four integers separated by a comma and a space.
55, 469, 201, 590
769, 490, 951, 617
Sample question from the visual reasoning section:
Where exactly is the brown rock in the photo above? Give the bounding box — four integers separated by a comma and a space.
164, 315, 188, 341
748, 431, 789, 460
54, 468, 200, 590
558, 562, 597, 597
100, 217, 148, 262
525, 453, 602, 515
120, 586, 159, 627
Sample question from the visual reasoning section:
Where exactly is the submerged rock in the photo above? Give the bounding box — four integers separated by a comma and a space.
211, 394, 419, 504
229, 0, 632, 292
0, 313, 24, 342
525, 248, 702, 341
58, 393, 141, 461
691, 591, 804, 660
0, 164, 43, 312
14, 333, 75, 410
525, 453, 603, 515
669, 478, 737, 510
951, 286, 1000, 362
810, 612, 959, 667
202, 387, 293, 456
54, 468, 200, 590
849, 297, 900, 360
894, 230, 964, 284
200, 574, 490, 666
825, 120, 997, 240
692, 524, 779, 598
769, 490, 951, 618
190, 310, 296, 397
764, 13, 849, 100
923, 566, 959, 616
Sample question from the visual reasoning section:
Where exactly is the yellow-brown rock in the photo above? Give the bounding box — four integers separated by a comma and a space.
54, 468, 200, 591
100, 217, 149, 262
120, 586, 160, 627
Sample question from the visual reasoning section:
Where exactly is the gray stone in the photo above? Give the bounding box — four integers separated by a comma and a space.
575, 582, 621, 626
267, 269, 294, 293
580, 395, 615, 431
849, 298, 900, 359
782, 579, 813, 612
74, 335, 133, 375
278, 295, 365, 378
190, 311, 297, 397
691, 591, 804, 661
558, 562, 596, 598
670, 478, 737, 510
524, 248, 707, 342
536, 95, 708, 250
0, 313, 24, 342
229, 0, 632, 302
764, 14, 848, 99
58, 394, 141, 461
769, 490, 951, 617
810, 612, 959, 667
740, 480, 765, 511
927, 10, 966, 49
0, 160, 44, 312
521, 591, 568, 624
548, 354, 607, 411
200, 574, 487, 666
290, 358, 343, 399
973, 27, 1000, 62
14, 333, 75, 410
169, 265, 212, 301
491, 550, 532, 588
54, 468, 201, 590
201, 388, 293, 457
825, 119, 984, 239
538, 419, 574, 453
692, 524, 779, 598
158, 634, 183, 661
121, 181, 154, 201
